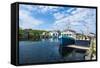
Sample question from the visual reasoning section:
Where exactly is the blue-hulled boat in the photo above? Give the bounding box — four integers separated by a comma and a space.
59, 34, 75, 46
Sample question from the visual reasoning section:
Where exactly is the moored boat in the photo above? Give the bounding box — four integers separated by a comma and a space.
59, 34, 75, 46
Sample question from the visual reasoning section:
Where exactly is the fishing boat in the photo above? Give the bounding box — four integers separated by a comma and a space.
59, 32, 75, 46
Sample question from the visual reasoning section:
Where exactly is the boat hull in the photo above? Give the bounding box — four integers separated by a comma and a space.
59, 36, 75, 46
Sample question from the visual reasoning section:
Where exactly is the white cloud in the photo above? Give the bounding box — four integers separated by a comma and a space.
52, 21, 66, 31
53, 8, 75, 20
19, 4, 96, 33
53, 12, 65, 20
20, 4, 62, 14
67, 8, 75, 13
19, 9, 43, 29
52, 8, 96, 34
38, 6, 60, 13
71, 8, 84, 14
20, 4, 35, 11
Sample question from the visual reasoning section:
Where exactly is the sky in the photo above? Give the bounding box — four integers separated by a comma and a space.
19, 4, 96, 34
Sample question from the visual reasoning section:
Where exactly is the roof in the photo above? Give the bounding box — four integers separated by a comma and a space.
64, 29, 76, 33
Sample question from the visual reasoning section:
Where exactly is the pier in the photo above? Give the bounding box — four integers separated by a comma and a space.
67, 45, 89, 50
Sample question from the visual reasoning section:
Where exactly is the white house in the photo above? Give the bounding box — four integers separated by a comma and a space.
49, 31, 60, 38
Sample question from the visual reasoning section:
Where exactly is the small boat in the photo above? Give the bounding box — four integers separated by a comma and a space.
59, 34, 75, 46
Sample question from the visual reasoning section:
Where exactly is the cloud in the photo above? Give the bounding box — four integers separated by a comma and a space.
53, 8, 76, 20
67, 8, 76, 13
19, 7, 43, 29
20, 4, 61, 14
53, 12, 65, 20
38, 6, 61, 13
20, 4, 35, 11
52, 8, 96, 34
19, 4, 96, 34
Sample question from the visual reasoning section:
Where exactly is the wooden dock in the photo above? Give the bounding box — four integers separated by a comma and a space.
65, 40, 90, 50
67, 45, 90, 50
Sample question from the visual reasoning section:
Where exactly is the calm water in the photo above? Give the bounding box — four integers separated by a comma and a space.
19, 38, 85, 64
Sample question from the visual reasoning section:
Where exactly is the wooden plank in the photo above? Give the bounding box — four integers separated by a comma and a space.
67, 45, 90, 50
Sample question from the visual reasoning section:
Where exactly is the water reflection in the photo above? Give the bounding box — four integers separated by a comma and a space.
41, 38, 59, 42
19, 38, 86, 64
58, 46, 86, 61
59, 46, 74, 57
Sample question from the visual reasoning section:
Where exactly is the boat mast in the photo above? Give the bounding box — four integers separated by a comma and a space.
66, 19, 71, 30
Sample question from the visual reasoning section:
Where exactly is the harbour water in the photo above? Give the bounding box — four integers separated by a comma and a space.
19, 38, 85, 64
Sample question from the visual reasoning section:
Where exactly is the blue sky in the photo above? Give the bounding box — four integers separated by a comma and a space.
19, 4, 96, 34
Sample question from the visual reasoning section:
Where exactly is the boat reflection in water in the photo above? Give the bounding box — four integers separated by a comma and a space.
58, 34, 75, 56
58, 36, 75, 61
58, 45, 86, 61
58, 35, 86, 61
59, 46, 74, 57
19, 35, 86, 64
